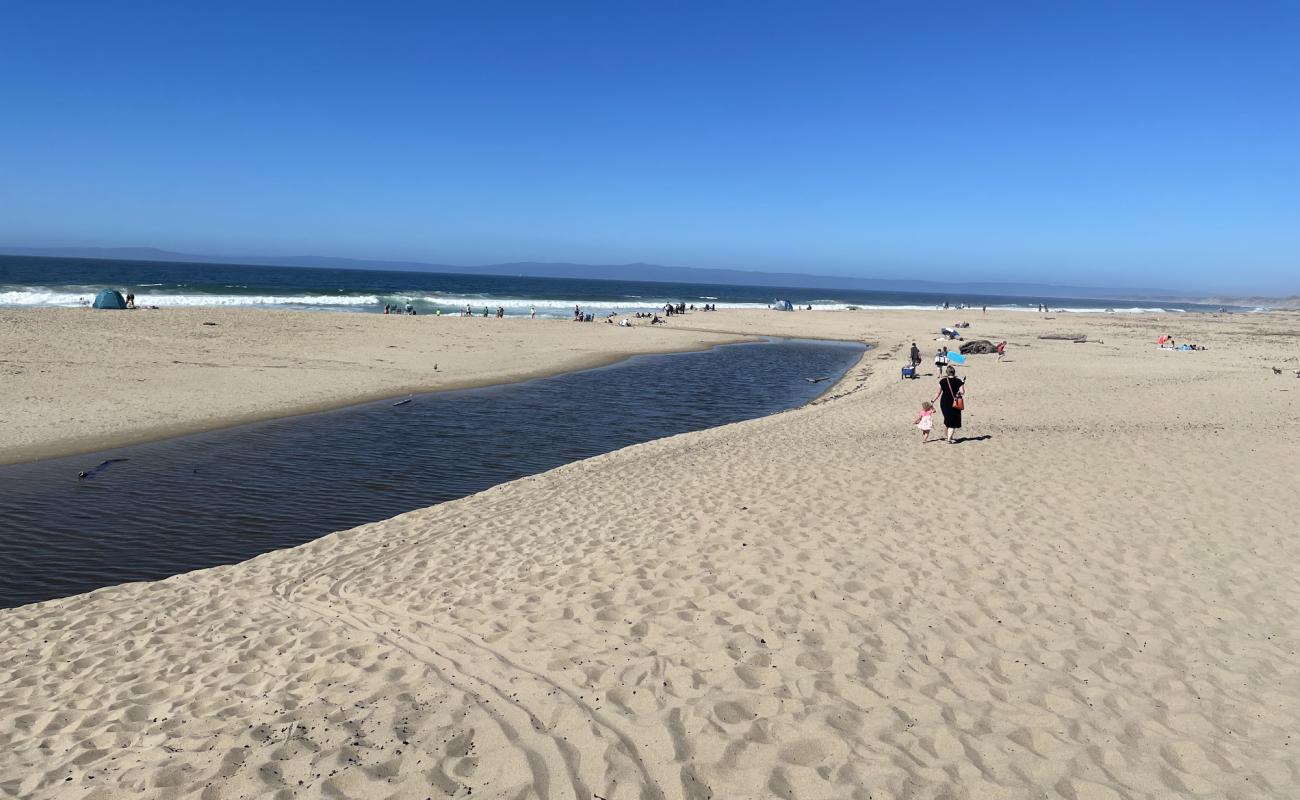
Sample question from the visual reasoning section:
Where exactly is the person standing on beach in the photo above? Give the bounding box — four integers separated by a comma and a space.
934, 347, 947, 374
933, 365, 965, 444
910, 342, 921, 369
996, 340, 1007, 361
530, 304, 536, 319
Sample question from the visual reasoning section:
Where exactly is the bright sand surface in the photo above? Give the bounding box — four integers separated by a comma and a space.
2, 307, 1298, 799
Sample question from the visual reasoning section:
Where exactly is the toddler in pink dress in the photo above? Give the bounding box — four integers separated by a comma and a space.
914, 401, 935, 443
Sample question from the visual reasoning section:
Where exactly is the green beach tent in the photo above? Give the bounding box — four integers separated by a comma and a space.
92, 289, 127, 309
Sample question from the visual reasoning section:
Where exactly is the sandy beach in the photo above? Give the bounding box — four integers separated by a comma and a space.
0, 308, 749, 465
2, 307, 1298, 799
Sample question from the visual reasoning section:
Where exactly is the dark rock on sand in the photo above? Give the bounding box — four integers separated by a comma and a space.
959, 340, 997, 355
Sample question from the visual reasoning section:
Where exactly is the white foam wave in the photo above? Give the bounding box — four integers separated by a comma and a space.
414, 295, 777, 311
0, 289, 378, 307
0, 286, 1203, 314
137, 293, 380, 307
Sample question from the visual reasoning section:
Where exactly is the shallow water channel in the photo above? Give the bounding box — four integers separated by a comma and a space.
0, 338, 865, 608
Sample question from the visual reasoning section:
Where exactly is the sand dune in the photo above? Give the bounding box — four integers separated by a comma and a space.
2, 308, 1298, 798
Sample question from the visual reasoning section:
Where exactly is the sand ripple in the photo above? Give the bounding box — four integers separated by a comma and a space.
3, 309, 1298, 798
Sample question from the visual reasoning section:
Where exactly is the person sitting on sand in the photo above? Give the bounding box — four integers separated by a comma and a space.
914, 400, 935, 443
933, 366, 965, 444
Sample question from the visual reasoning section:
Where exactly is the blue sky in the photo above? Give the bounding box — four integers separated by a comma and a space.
1, 1, 1296, 293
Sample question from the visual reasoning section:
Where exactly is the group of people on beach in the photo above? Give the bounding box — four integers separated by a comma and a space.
910, 348, 965, 443
905, 334, 1003, 445
907, 341, 964, 443
907, 329, 1011, 443
913, 367, 965, 444
1158, 335, 1206, 351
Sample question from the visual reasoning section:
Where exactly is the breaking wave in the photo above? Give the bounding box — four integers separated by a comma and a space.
0, 289, 379, 307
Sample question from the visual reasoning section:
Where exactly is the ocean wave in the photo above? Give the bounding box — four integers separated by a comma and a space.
1031, 306, 1186, 314
0, 285, 1202, 314
411, 295, 785, 311
0, 289, 379, 307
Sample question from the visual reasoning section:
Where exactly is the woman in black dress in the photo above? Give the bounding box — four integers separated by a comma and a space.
933, 365, 965, 444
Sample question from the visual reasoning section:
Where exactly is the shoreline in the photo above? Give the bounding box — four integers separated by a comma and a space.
4, 337, 870, 467
1, 338, 764, 466
2, 336, 870, 610
0, 306, 756, 466
1, 335, 871, 467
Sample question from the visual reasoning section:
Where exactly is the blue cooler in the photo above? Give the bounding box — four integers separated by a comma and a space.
901, 365, 916, 379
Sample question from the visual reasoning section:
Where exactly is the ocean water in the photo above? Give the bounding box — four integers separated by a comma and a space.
0, 255, 1238, 315
0, 338, 865, 608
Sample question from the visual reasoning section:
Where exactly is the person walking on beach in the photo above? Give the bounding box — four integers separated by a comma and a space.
934, 347, 948, 374
933, 365, 965, 444
530, 304, 536, 319
914, 400, 935, 443
996, 340, 1007, 361
910, 342, 921, 369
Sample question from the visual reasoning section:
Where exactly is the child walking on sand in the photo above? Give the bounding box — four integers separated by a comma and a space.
914, 401, 935, 443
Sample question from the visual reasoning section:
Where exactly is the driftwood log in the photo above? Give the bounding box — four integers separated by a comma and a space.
1039, 333, 1089, 342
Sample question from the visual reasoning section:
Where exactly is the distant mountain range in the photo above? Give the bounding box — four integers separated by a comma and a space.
2, 246, 1294, 307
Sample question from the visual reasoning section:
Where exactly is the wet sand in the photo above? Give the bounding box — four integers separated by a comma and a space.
0, 307, 748, 464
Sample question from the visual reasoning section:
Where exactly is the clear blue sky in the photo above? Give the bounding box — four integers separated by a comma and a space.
1, 1, 1296, 293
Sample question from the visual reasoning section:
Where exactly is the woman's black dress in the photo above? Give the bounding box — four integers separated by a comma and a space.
938, 376, 964, 428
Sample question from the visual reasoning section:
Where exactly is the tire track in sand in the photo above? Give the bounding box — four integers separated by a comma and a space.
264, 585, 588, 800
270, 527, 670, 799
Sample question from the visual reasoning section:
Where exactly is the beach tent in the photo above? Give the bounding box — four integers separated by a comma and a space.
772, 299, 794, 311
92, 289, 127, 309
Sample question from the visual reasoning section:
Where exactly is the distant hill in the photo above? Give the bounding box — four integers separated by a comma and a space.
0, 245, 1282, 305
